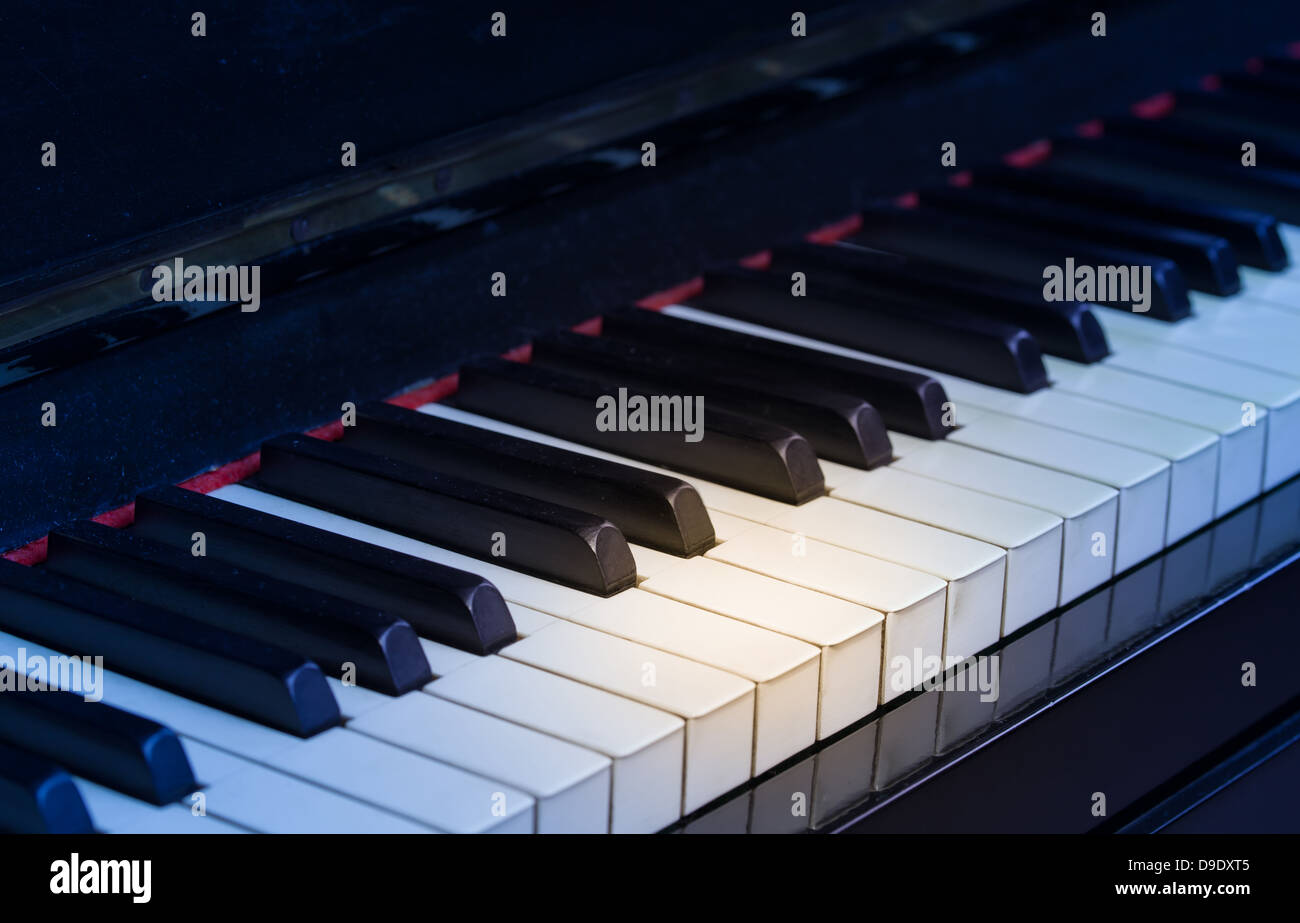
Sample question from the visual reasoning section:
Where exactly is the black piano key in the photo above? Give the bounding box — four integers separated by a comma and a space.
0, 559, 340, 736
529, 330, 892, 468
684, 265, 1049, 393
45, 521, 431, 696
1168, 88, 1300, 147
976, 164, 1289, 270
257, 433, 637, 596
133, 486, 516, 654
1260, 56, 1300, 80
0, 676, 195, 805
345, 402, 716, 555
1103, 113, 1300, 177
1218, 71, 1300, 104
455, 357, 825, 504
0, 743, 94, 833
601, 307, 953, 439
918, 184, 1241, 295
850, 205, 1192, 320
767, 242, 1110, 362
1050, 135, 1300, 225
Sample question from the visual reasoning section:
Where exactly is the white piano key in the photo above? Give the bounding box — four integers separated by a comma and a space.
640, 555, 884, 738
1232, 268, 1300, 311
417, 402, 797, 525
265, 727, 534, 833
563, 589, 820, 774
125, 804, 249, 834
185, 738, 440, 833
1044, 355, 1266, 515
879, 436, 1119, 604
766, 495, 1007, 655
1097, 298, 1300, 376
1101, 329, 1300, 490
349, 692, 612, 833
419, 637, 484, 677
813, 471, 1058, 635
629, 542, 687, 580
1192, 291, 1300, 334
200, 762, 435, 833
826, 467, 1061, 632
704, 524, 947, 704
327, 677, 394, 719
661, 305, 1177, 565
74, 781, 250, 834
932, 377, 1218, 545
181, 737, 438, 832
948, 412, 1170, 573
507, 602, 557, 636
499, 620, 755, 814
1279, 223, 1300, 257
708, 509, 756, 542
89, 735, 424, 835
180, 737, 252, 786
428, 655, 684, 833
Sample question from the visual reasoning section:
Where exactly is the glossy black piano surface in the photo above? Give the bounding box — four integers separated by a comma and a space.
3, 0, 1300, 844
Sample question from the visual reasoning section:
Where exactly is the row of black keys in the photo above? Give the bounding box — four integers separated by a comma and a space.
8, 57, 1300, 827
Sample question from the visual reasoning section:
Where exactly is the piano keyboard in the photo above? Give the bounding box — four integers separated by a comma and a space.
7, 59, 1300, 835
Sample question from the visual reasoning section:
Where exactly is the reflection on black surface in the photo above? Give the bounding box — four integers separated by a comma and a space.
674, 476, 1300, 834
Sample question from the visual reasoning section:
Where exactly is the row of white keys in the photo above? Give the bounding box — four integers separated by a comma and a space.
1043, 354, 1266, 515
210, 486, 769, 815
1236, 267, 1300, 309
812, 470, 1060, 637
940, 411, 1169, 573
0, 629, 534, 833
638, 555, 884, 739
213, 480, 938, 798
75, 782, 247, 834
392, 629, 684, 835
500, 620, 754, 813
1099, 328, 1300, 490
348, 691, 613, 833
702, 525, 946, 703
799, 338, 1219, 546
322, 654, 616, 833
561, 590, 821, 775
428, 656, 685, 833
883, 431, 1119, 603
1097, 292, 1300, 376
664, 306, 1174, 573
764, 493, 1011, 648
412, 403, 998, 695
182, 737, 434, 834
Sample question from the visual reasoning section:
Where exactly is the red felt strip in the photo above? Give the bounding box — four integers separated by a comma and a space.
637, 276, 705, 310
805, 213, 862, 244
1132, 91, 1176, 119
572, 316, 603, 336
1003, 138, 1052, 167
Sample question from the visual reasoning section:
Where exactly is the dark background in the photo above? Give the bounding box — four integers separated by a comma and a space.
1, 0, 863, 292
